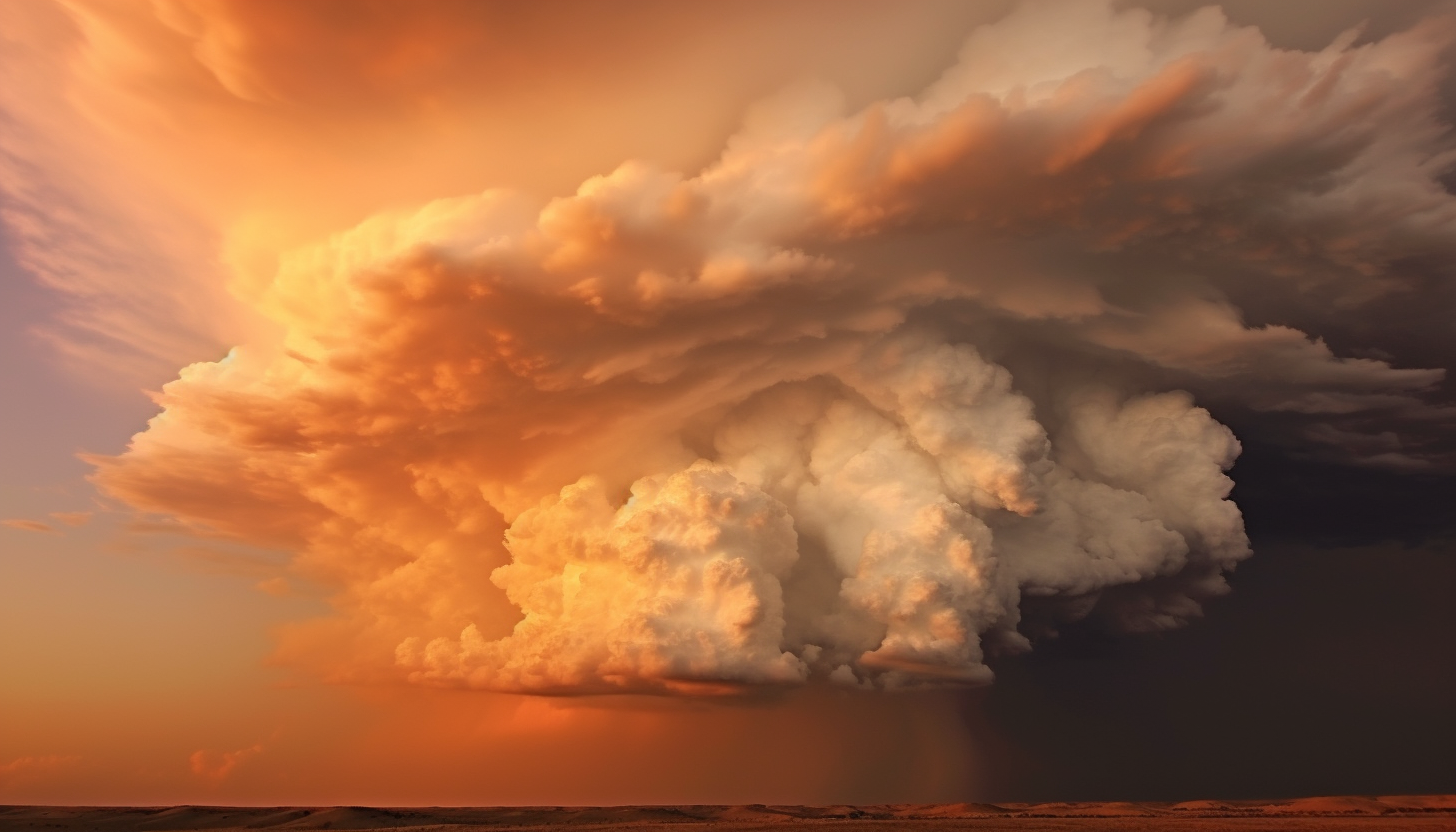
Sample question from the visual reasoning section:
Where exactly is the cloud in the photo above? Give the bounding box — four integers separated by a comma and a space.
0, 755, 81, 788
0, 2, 262, 390
64, 0, 1456, 693
399, 462, 808, 694
188, 743, 263, 783
48, 511, 92, 527
0, 0, 1038, 388
256, 576, 291, 596
2, 519, 56, 534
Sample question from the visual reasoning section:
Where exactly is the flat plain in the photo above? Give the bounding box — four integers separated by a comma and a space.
3, 796, 1455, 831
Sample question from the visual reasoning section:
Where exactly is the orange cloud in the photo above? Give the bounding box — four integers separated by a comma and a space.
0, 0, 1017, 385
0, 755, 82, 789
189, 743, 263, 783
2, 519, 56, 534
89, 0, 1456, 695
5, 0, 1451, 696
48, 511, 93, 527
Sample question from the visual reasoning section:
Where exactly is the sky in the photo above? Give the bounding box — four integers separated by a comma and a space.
1, 0, 1455, 805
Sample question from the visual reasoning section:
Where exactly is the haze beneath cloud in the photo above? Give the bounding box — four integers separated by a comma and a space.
5, 0, 1455, 698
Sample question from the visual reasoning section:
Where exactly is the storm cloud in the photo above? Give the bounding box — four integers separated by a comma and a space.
63, 0, 1456, 693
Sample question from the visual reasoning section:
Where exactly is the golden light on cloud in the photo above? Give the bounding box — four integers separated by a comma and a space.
3, 0, 1456, 807
38, 0, 1456, 691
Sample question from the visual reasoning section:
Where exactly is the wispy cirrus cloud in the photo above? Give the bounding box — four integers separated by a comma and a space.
2, 518, 56, 534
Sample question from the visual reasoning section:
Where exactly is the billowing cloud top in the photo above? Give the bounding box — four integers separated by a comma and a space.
22, 0, 1455, 693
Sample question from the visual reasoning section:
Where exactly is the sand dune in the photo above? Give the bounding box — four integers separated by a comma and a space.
3, 797, 1455, 830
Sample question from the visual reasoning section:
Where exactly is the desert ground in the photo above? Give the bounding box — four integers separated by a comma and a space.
3, 796, 1455, 831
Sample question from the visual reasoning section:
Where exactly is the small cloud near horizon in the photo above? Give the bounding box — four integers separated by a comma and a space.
189, 743, 264, 783
0, 755, 82, 788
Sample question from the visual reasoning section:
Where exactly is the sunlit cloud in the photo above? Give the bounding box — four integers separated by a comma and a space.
4, 0, 1454, 698
189, 743, 263, 783
48, 511, 92, 527
0, 755, 82, 789
2, 519, 57, 534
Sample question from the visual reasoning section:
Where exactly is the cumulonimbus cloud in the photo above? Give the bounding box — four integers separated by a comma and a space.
77, 0, 1456, 693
